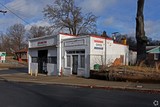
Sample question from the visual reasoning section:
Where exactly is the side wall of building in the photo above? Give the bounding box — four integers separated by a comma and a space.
90, 36, 129, 70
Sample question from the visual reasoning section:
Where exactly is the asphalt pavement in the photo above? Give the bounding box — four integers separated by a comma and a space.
0, 80, 159, 107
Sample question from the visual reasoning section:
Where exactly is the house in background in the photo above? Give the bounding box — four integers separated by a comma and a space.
146, 46, 160, 61
15, 48, 28, 62
0, 52, 6, 63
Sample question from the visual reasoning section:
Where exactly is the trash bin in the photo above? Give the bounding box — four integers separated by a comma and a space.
94, 64, 100, 70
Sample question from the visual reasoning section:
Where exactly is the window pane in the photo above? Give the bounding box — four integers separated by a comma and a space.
32, 57, 38, 63
48, 57, 57, 64
67, 50, 85, 54
67, 56, 71, 67
80, 55, 85, 68
154, 54, 159, 60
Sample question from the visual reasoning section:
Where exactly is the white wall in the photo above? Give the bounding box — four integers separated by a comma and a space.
61, 35, 90, 77
47, 64, 57, 75
57, 34, 77, 76
28, 49, 38, 74
111, 43, 129, 65
28, 35, 58, 75
30, 63, 38, 73
29, 36, 57, 48
90, 36, 129, 70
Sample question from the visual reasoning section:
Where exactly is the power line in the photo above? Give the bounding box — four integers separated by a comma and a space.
0, 2, 31, 26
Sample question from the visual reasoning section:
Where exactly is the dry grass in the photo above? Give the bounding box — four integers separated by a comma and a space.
91, 64, 160, 83
0, 56, 27, 68
125, 66, 159, 73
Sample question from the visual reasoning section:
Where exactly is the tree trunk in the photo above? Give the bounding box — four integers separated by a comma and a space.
136, 0, 147, 64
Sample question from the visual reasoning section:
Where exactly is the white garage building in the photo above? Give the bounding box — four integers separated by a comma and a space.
28, 33, 129, 77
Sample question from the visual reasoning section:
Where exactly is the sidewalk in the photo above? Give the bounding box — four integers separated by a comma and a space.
0, 68, 160, 93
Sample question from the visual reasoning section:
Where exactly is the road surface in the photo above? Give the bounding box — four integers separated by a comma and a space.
0, 80, 159, 107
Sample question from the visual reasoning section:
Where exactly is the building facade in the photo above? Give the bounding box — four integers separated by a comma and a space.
15, 49, 28, 62
28, 33, 129, 77
147, 46, 160, 61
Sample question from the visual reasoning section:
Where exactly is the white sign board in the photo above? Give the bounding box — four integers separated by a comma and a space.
94, 40, 104, 50
0, 52, 6, 62
64, 39, 86, 47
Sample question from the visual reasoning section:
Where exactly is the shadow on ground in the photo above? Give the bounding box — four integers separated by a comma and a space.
0, 67, 28, 75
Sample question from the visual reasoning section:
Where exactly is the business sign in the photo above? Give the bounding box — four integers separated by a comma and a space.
94, 40, 103, 50
0, 52, 6, 56
0, 52, 6, 61
37, 41, 47, 46
64, 39, 85, 47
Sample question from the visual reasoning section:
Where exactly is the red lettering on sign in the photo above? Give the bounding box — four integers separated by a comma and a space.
94, 40, 103, 43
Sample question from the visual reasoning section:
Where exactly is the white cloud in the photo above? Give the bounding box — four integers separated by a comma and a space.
6, 0, 53, 18
0, 0, 159, 40
145, 20, 160, 40
104, 17, 115, 26
0, 0, 53, 32
101, 16, 135, 34
25, 20, 51, 30
78, 0, 117, 14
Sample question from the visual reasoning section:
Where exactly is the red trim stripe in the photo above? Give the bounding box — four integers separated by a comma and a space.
94, 40, 103, 43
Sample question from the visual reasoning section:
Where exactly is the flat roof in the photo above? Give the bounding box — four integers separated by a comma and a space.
28, 34, 57, 41
28, 33, 128, 46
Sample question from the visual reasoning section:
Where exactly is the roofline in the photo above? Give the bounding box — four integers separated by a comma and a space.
29, 45, 57, 49
28, 33, 128, 46
90, 35, 113, 41
113, 42, 128, 46
147, 46, 160, 53
59, 33, 77, 37
90, 34, 128, 46
29, 35, 56, 41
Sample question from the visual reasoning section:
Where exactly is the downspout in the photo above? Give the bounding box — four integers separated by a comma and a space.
105, 39, 106, 66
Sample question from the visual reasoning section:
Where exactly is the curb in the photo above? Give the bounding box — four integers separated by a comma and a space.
5, 79, 160, 94
51, 83, 160, 94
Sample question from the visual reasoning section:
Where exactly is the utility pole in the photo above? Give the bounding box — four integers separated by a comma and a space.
0, 10, 7, 15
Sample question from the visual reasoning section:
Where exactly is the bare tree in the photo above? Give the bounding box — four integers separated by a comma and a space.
136, 0, 148, 64
43, 0, 97, 35
0, 33, 12, 53
6, 23, 26, 51
27, 26, 53, 39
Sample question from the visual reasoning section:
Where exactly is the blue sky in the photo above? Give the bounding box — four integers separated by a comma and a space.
0, 0, 160, 40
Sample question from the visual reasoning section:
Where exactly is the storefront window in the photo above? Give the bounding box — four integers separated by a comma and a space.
67, 55, 71, 67
66, 50, 85, 54
80, 55, 85, 68
32, 57, 38, 63
48, 57, 57, 64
